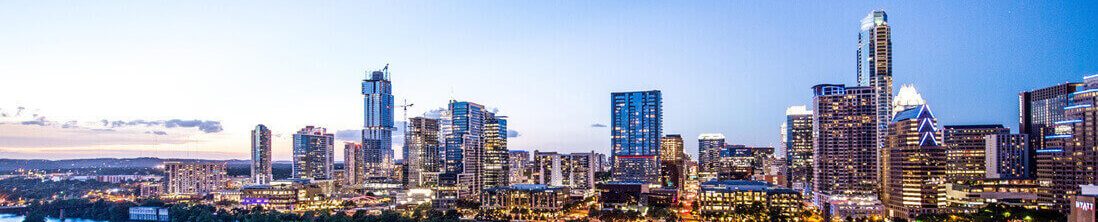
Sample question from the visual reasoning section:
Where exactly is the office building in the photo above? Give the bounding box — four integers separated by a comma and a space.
812, 84, 882, 219
164, 162, 227, 195
945, 179, 1039, 213
362, 65, 396, 179
440, 101, 486, 199
783, 106, 813, 195
697, 180, 804, 221
403, 117, 441, 188
1020, 82, 1084, 152
985, 134, 1031, 179
480, 184, 569, 217
857, 11, 894, 178
882, 105, 946, 220
344, 142, 365, 185
660, 134, 685, 190
251, 124, 272, 185
698, 133, 727, 174
533, 151, 565, 187
293, 126, 335, 180
482, 114, 510, 189
610, 90, 663, 183
1038, 75, 1098, 211
566, 151, 599, 191
942, 125, 1009, 182
717, 145, 754, 180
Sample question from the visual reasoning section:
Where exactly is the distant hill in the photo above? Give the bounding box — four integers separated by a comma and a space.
0, 157, 251, 172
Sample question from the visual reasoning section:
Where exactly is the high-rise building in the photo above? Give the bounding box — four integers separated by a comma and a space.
566, 152, 599, 191
660, 135, 685, 190
942, 125, 1009, 182
610, 90, 662, 183
985, 134, 1030, 179
293, 126, 335, 180
344, 142, 365, 185
857, 11, 894, 174
698, 133, 727, 174
164, 162, 227, 195
251, 124, 272, 185
1036, 75, 1098, 212
403, 117, 441, 188
533, 151, 565, 187
508, 150, 532, 185
783, 106, 814, 194
362, 65, 396, 178
882, 105, 946, 220
1019, 82, 1083, 173
482, 114, 510, 189
811, 84, 881, 218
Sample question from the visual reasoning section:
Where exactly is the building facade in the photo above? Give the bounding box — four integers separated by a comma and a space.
344, 142, 365, 185
508, 150, 532, 185
164, 162, 227, 195
697, 180, 803, 221
482, 115, 510, 189
1038, 75, 1098, 212
610, 90, 662, 183
660, 134, 685, 191
811, 84, 882, 218
403, 117, 441, 188
251, 124, 272, 185
985, 134, 1031, 179
362, 65, 396, 179
857, 10, 894, 178
882, 105, 946, 220
942, 125, 1009, 182
293, 126, 335, 180
698, 133, 727, 174
783, 106, 814, 195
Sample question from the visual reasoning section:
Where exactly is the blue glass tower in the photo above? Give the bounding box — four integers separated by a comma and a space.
610, 90, 662, 183
362, 65, 395, 175
440, 101, 485, 188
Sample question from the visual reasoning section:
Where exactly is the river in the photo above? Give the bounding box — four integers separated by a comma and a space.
0, 214, 106, 222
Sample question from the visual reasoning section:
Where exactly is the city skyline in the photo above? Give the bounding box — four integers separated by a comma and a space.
2, 1, 1097, 161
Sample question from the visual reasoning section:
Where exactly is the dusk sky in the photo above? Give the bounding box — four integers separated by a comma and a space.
1, 1, 1095, 160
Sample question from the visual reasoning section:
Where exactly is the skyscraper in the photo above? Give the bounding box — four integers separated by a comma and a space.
857, 10, 894, 171
362, 65, 396, 178
811, 84, 881, 218
293, 126, 335, 180
610, 90, 662, 183
404, 117, 441, 188
783, 106, 813, 194
482, 114, 510, 189
882, 105, 946, 220
1036, 75, 1098, 212
660, 135, 685, 190
697, 133, 726, 174
1019, 81, 1084, 180
942, 125, 1009, 182
251, 124, 272, 185
984, 134, 1030, 179
508, 150, 532, 185
344, 142, 365, 185
164, 162, 227, 195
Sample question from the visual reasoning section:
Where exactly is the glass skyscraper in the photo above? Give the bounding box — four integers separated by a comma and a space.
250, 124, 272, 185
610, 90, 662, 183
293, 126, 335, 180
403, 117, 441, 188
362, 65, 395, 177
782, 106, 813, 195
857, 10, 894, 184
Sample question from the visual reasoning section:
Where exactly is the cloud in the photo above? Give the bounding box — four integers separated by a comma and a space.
335, 129, 361, 141
145, 131, 168, 135
422, 108, 446, 119
0, 124, 194, 148
507, 129, 520, 138
591, 123, 607, 128
102, 119, 223, 133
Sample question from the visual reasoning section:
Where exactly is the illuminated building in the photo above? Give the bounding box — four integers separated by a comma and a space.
480, 184, 568, 211
882, 104, 946, 220
942, 124, 1009, 182
482, 114, 510, 190
811, 84, 882, 219
404, 117, 441, 189
857, 10, 893, 172
508, 150, 532, 184
985, 134, 1031, 179
610, 90, 662, 183
697, 180, 803, 221
530, 151, 595, 192
395, 188, 435, 208
344, 142, 365, 185
748, 146, 774, 178
241, 179, 325, 211
698, 133, 726, 174
1020, 82, 1084, 155
660, 134, 685, 192
716, 145, 754, 180
293, 126, 334, 180
440, 101, 485, 199
362, 65, 396, 178
945, 179, 1039, 213
596, 182, 652, 211
251, 124, 273, 185
163, 162, 227, 195
1038, 75, 1098, 212
1070, 185, 1098, 222
783, 105, 814, 195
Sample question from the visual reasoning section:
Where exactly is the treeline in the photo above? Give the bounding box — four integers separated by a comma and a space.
0, 178, 119, 200
908, 204, 1064, 222
21, 198, 463, 222
21, 199, 134, 222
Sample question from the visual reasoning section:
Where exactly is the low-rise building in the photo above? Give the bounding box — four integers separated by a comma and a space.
481, 184, 569, 211
945, 179, 1040, 213
163, 162, 227, 195
128, 207, 170, 222
240, 179, 325, 211
697, 180, 804, 221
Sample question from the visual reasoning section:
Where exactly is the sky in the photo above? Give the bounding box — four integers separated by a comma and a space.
1, 1, 1095, 160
